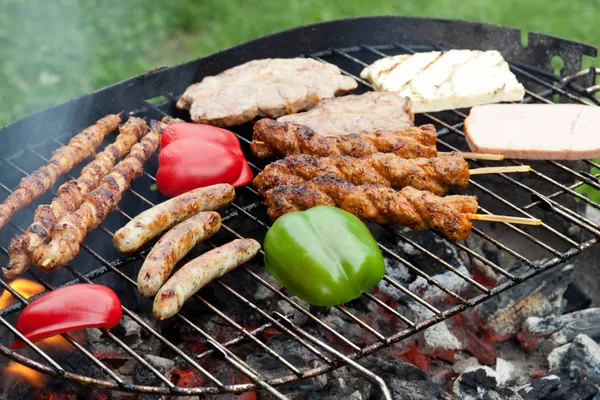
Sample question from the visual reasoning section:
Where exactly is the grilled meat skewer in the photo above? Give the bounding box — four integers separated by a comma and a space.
251, 119, 437, 159
4, 117, 147, 279
26, 122, 163, 272
264, 176, 478, 241
0, 114, 121, 230
253, 152, 469, 196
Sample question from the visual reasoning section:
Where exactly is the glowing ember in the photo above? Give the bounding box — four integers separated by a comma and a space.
0, 278, 44, 309
3, 362, 46, 388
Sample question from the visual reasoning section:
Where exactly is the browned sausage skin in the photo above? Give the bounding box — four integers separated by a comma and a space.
113, 184, 235, 253
137, 212, 221, 297
153, 239, 260, 320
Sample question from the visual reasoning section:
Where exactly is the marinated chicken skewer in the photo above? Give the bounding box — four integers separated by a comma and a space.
253, 152, 530, 196
0, 114, 121, 230
251, 120, 438, 159
264, 176, 540, 241
4, 117, 148, 279
26, 122, 163, 272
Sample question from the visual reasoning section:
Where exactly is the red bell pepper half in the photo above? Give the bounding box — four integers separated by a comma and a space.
156, 123, 253, 197
11, 284, 122, 349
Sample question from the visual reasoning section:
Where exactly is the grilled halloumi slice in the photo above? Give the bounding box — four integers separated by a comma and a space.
360, 50, 525, 113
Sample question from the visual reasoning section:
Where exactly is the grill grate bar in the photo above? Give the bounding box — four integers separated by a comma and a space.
214, 280, 335, 364
387, 228, 490, 293
470, 226, 535, 266
175, 313, 289, 399
445, 236, 515, 279
194, 294, 304, 375
361, 292, 415, 325
381, 275, 444, 315
522, 172, 600, 211
335, 305, 386, 340
275, 312, 392, 400
377, 244, 465, 304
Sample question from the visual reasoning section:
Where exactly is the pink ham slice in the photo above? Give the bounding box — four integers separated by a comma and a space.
464, 104, 600, 160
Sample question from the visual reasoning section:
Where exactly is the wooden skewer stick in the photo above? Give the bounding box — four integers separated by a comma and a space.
469, 165, 531, 175
469, 214, 542, 225
439, 151, 504, 160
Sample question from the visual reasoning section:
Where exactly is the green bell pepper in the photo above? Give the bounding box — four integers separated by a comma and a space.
263, 205, 385, 306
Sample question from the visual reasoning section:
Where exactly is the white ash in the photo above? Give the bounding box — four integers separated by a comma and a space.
495, 358, 514, 386
143, 354, 175, 372
408, 264, 471, 304
120, 314, 141, 337
548, 334, 600, 379
418, 320, 462, 355
453, 357, 481, 374
520, 308, 600, 352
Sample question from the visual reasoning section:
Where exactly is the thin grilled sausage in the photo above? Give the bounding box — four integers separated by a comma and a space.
153, 239, 261, 320
113, 184, 235, 253
137, 212, 222, 297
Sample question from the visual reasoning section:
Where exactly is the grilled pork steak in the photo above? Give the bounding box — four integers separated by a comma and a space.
275, 92, 414, 136
176, 58, 357, 127
465, 104, 600, 160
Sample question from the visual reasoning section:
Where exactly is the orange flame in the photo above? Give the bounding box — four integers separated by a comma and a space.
0, 278, 45, 309
3, 362, 47, 388
36, 330, 86, 352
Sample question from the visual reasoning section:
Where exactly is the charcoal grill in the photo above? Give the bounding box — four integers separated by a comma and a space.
0, 17, 599, 398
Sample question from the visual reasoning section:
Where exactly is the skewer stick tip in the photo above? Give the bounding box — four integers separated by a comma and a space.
441, 151, 505, 160
469, 214, 541, 225
469, 165, 531, 175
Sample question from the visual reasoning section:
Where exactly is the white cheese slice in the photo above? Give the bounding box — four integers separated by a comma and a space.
360, 50, 525, 113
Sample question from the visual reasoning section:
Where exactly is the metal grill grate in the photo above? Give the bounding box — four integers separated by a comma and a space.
1, 41, 599, 398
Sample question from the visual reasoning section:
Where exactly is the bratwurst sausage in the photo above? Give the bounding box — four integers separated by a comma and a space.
113, 184, 235, 253
153, 239, 261, 320
137, 212, 222, 297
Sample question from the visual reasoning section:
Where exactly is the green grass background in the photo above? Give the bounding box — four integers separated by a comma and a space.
1, 0, 599, 127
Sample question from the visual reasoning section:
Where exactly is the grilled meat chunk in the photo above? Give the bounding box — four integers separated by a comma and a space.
176, 58, 357, 127
276, 92, 414, 136
360, 50, 525, 113
0, 114, 121, 230
253, 152, 469, 196
26, 122, 163, 272
264, 176, 478, 241
4, 117, 148, 279
465, 104, 600, 160
251, 120, 437, 159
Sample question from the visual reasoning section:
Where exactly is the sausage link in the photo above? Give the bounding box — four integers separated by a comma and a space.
137, 212, 222, 297
113, 184, 235, 253
153, 239, 260, 320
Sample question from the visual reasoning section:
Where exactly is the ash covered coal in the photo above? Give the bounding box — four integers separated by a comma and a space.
474, 263, 574, 341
